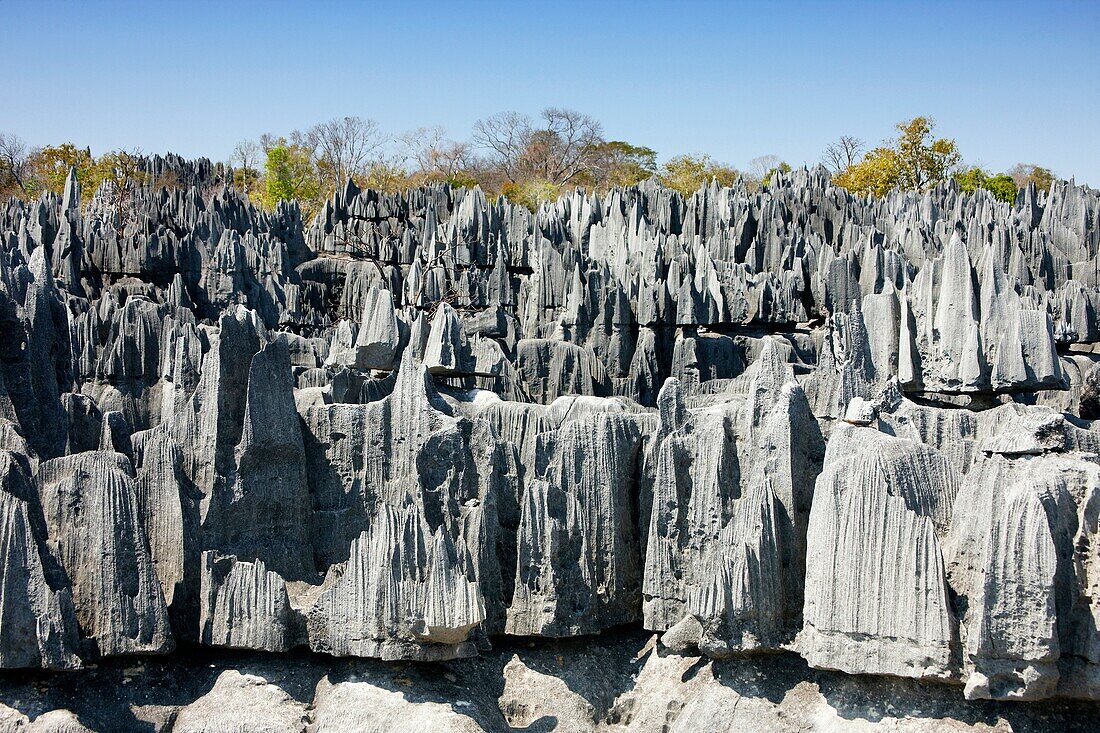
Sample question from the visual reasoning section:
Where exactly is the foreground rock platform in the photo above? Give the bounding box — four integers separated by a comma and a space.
1, 626, 1098, 732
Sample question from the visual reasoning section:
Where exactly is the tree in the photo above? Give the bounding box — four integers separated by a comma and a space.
473, 108, 605, 186
306, 116, 386, 191
954, 167, 986, 194
834, 117, 959, 196
983, 173, 1017, 203
658, 154, 739, 196
502, 179, 560, 212
0, 133, 33, 198
261, 142, 320, 211
954, 167, 1017, 203
94, 149, 149, 227
833, 146, 901, 197
359, 162, 410, 193
748, 155, 792, 189
26, 143, 96, 200
401, 127, 480, 187
1008, 163, 1056, 192
822, 136, 865, 173
893, 117, 960, 191
472, 111, 529, 184
749, 155, 781, 181
231, 139, 262, 194
583, 140, 658, 190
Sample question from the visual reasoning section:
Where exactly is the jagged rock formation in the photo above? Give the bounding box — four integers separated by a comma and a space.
0, 447, 81, 670
38, 451, 173, 657
798, 424, 960, 680
1, 158, 1100, 707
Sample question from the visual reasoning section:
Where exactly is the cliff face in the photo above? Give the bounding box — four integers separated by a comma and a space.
2, 159, 1100, 709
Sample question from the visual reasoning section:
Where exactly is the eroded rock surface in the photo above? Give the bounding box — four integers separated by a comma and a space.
2, 159, 1100, 715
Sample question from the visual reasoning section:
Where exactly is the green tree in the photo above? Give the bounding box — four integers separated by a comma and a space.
894, 117, 960, 190
658, 154, 739, 196
984, 173, 1017, 203
954, 167, 1017, 203
27, 143, 96, 200
834, 117, 960, 196
502, 178, 560, 212
583, 140, 658, 189
954, 166, 987, 194
359, 162, 410, 193
262, 143, 320, 211
833, 146, 900, 196
233, 166, 260, 195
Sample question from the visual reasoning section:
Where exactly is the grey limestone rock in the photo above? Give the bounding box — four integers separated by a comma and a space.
172, 670, 308, 733
307, 502, 485, 661
0, 450, 81, 669
4, 159, 1100, 702
199, 551, 296, 653
946, 442, 1100, 700
507, 411, 643, 636
799, 424, 960, 680
300, 358, 500, 659
37, 451, 173, 657
353, 285, 399, 370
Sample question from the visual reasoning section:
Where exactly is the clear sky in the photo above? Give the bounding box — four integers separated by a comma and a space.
2, 0, 1097, 184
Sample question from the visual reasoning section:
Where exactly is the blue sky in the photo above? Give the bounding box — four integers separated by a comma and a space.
2, 0, 1097, 184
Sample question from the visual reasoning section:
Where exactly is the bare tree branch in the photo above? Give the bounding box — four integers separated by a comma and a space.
472, 111, 533, 183
822, 136, 865, 173
400, 126, 475, 182
306, 116, 386, 187
232, 139, 261, 172
472, 108, 605, 187
0, 132, 33, 195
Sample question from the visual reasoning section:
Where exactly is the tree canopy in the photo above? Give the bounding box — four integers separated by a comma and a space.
1, 110, 1070, 214
954, 167, 1018, 203
833, 117, 960, 196
658, 154, 739, 196
262, 142, 319, 209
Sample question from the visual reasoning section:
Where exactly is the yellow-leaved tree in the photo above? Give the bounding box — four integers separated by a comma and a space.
834, 117, 959, 196
658, 154, 739, 196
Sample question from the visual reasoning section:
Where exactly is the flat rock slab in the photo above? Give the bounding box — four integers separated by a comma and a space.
0, 629, 1095, 732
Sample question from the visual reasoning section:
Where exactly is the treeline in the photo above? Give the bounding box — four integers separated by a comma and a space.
0, 111, 793, 216
0, 112, 1061, 216
227, 110, 782, 214
0, 140, 179, 208
825, 117, 1056, 203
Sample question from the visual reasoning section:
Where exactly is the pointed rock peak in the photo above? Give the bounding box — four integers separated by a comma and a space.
743, 338, 796, 432
754, 337, 795, 384
167, 273, 194, 310
392, 355, 451, 417
424, 301, 466, 375
223, 305, 265, 336
656, 377, 687, 433
62, 167, 81, 213
99, 410, 133, 458
359, 285, 395, 320
27, 245, 53, 287
343, 177, 360, 202
946, 227, 968, 256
